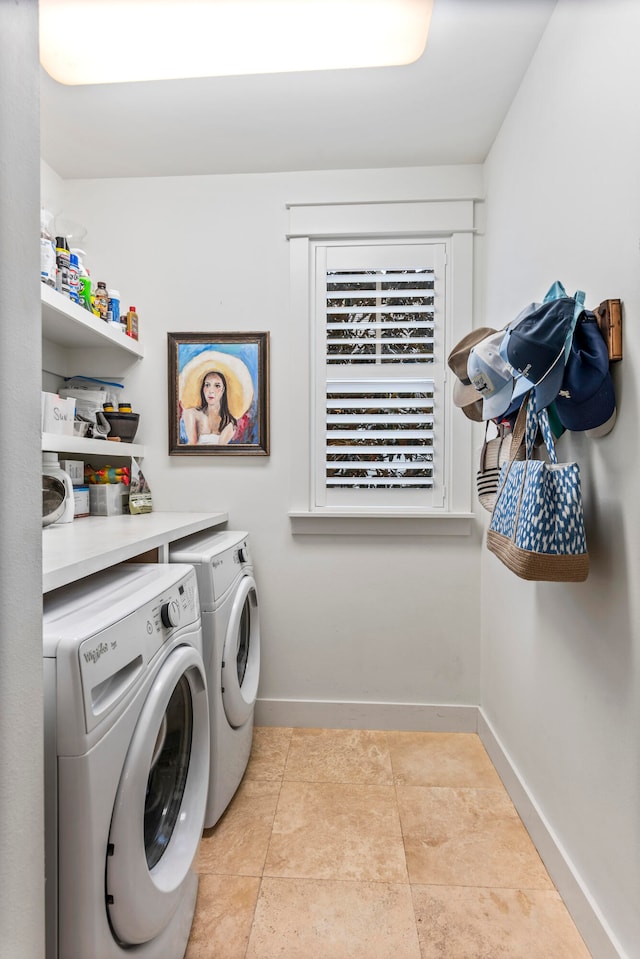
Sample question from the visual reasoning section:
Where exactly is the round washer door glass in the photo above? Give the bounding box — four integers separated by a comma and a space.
221, 574, 260, 728
106, 644, 209, 946
144, 673, 192, 869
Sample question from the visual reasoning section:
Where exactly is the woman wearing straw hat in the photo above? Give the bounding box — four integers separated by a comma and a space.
179, 350, 255, 445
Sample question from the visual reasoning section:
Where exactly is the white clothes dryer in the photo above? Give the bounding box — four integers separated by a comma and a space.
43, 563, 210, 959
170, 530, 260, 828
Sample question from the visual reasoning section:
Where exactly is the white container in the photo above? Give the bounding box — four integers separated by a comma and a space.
89, 482, 125, 516
42, 392, 76, 436
73, 486, 90, 518
43, 452, 74, 525
60, 459, 84, 486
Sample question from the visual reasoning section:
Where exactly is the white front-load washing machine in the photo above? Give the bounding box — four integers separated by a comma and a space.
170, 530, 260, 828
43, 563, 210, 959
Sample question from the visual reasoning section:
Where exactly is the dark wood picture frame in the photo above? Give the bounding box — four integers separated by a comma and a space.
168, 332, 270, 455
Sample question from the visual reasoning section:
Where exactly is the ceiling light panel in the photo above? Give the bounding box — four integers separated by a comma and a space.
40, 0, 433, 86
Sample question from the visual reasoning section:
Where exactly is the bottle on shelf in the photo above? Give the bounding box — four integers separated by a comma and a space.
71, 248, 92, 311
40, 209, 56, 288
68, 253, 80, 304
125, 305, 139, 340
107, 289, 121, 328
55, 236, 71, 297
94, 281, 109, 321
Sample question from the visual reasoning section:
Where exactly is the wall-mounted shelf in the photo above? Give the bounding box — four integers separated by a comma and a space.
39, 284, 226, 599
42, 432, 145, 459
41, 284, 143, 358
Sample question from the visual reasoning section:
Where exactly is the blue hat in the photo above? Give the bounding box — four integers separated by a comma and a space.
499, 297, 576, 410
555, 312, 616, 435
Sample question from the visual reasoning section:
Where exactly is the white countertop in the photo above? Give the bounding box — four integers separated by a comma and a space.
43, 511, 228, 592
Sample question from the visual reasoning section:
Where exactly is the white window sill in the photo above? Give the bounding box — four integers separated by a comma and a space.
288, 511, 474, 536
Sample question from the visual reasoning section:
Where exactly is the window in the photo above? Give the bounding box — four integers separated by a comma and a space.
288, 201, 474, 528
317, 241, 445, 510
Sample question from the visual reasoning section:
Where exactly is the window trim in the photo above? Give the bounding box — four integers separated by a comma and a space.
288, 200, 475, 532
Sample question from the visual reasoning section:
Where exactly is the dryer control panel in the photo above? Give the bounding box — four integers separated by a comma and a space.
170, 530, 252, 607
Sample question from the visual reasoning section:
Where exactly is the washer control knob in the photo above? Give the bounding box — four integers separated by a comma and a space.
160, 599, 181, 628
237, 547, 248, 564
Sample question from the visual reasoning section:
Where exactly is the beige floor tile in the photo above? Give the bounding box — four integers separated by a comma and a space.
186, 729, 592, 959
397, 785, 553, 889
246, 877, 422, 959
386, 732, 504, 789
265, 780, 408, 882
245, 726, 293, 781
284, 727, 394, 784
186, 874, 260, 959
196, 780, 281, 876
411, 885, 592, 959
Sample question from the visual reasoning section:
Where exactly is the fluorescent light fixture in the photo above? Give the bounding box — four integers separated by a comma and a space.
39, 0, 433, 86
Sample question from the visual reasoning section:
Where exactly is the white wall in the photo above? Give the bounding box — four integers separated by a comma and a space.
0, 2, 45, 957
55, 165, 484, 720
482, 1, 640, 956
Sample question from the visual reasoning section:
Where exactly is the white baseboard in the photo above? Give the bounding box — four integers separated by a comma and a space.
478, 709, 626, 959
254, 698, 477, 732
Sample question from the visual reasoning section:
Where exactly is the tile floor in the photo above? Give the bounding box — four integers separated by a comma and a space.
186, 727, 592, 959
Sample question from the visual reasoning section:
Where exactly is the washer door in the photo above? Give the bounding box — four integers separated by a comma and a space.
221, 574, 260, 728
106, 644, 209, 946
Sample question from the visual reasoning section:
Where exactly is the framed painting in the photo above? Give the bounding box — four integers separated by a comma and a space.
168, 332, 270, 455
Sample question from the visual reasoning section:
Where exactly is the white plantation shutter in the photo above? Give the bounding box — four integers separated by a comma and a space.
325, 270, 435, 366
313, 241, 446, 509
325, 379, 434, 488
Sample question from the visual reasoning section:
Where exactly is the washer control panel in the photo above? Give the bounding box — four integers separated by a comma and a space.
74, 567, 200, 735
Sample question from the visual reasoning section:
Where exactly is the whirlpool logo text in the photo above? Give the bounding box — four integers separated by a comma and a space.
83, 642, 108, 664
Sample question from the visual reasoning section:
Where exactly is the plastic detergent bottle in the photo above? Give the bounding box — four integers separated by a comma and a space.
68, 253, 80, 304
71, 249, 92, 311
42, 452, 74, 525
107, 289, 121, 328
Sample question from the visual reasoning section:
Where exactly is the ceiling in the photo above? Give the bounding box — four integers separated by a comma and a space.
39, 0, 556, 181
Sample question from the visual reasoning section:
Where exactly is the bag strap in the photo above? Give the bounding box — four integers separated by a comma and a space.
543, 280, 585, 318
506, 394, 530, 465
525, 392, 539, 459
492, 393, 530, 507
537, 406, 558, 465
526, 390, 558, 464
543, 281, 567, 302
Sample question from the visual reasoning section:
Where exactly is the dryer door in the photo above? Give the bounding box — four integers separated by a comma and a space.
221, 574, 260, 728
106, 644, 209, 946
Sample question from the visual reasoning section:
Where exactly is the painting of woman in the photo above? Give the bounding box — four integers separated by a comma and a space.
169, 333, 269, 455
178, 348, 255, 446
